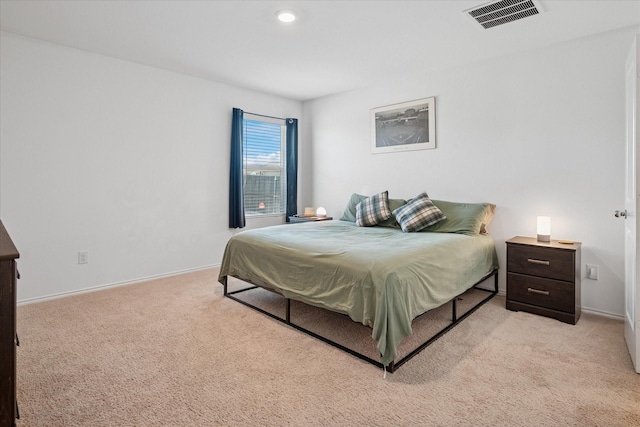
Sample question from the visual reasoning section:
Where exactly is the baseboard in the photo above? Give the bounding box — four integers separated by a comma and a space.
581, 307, 624, 321
491, 291, 622, 320
17, 264, 220, 306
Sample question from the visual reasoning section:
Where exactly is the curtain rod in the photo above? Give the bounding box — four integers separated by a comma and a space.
244, 111, 288, 121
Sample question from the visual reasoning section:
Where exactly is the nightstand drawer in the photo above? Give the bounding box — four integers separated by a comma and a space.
507, 272, 574, 312
507, 244, 575, 282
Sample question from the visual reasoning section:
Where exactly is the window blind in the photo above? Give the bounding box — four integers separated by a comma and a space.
243, 119, 286, 215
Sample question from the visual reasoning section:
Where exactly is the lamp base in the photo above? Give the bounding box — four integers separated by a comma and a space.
537, 234, 550, 242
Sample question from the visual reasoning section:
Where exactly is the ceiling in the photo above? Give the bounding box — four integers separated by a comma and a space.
1, 1, 639, 101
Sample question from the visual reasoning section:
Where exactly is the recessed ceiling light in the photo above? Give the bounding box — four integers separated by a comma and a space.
277, 11, 296, 23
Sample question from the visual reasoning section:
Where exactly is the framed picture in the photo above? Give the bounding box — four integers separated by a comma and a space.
370, 97, 436, 154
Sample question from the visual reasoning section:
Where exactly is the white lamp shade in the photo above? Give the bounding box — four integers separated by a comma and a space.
537, 216, 551, 242
316, 207, 327, 218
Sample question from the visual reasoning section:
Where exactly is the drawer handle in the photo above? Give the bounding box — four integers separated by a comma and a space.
527, 258, 550, 266
527, 287, 550, 296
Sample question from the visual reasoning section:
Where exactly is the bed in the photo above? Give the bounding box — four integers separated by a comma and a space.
218, 194, 499, 372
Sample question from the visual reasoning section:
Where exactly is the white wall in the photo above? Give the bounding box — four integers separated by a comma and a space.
0, 32, 302, 302
2, 27, 636, 317
303, 27, 639, 318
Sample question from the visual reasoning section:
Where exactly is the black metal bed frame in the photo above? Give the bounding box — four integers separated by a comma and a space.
221, 268, 498, 373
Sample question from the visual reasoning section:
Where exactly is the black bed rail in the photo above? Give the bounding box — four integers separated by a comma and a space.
221, 268, 499, 374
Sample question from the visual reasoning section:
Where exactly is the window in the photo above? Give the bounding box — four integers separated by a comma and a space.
243, 116, 286, 216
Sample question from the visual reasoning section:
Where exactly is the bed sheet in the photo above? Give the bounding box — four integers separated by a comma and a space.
218, 220, 498, 365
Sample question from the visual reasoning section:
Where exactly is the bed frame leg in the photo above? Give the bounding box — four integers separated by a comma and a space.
386, 361, 395, 374
452, 297, 458, 322
494, 270, 499, 293
286, 298, 291, 323
222, 276, 228, 296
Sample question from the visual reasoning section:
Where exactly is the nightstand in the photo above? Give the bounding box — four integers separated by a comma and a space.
288, 215, 333, 223
506, 236, 581, 324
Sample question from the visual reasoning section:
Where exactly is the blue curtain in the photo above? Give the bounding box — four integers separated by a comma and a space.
229, 108, 245, 228
285, 118, 298, 220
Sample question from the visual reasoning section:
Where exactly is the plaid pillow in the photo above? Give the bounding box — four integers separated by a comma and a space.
393, 193, 446, 232
356, 191, 392, 227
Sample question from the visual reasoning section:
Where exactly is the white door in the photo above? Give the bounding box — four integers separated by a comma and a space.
623, 34, 640, 374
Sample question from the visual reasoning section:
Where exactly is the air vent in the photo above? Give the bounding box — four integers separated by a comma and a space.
464, 0, 544, 29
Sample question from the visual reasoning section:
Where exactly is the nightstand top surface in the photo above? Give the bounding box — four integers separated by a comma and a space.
288, 215, 333, 222
507, 236, 581, 250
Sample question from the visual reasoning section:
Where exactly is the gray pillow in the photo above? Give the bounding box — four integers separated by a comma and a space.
340, 193, 368, 222
421, 200, 495, 235
378, 198, 408, 228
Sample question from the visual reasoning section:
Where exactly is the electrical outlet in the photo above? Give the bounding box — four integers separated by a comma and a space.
586, 264, 598, 280
78, 251, 88, 264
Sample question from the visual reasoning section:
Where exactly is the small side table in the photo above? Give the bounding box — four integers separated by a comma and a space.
288, 215, 333, 223
506, 236, 581, 324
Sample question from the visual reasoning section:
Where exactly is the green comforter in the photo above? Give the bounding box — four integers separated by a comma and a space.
218, 220, 498, 366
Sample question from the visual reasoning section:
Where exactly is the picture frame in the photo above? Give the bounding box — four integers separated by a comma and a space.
370, 97, 436, 154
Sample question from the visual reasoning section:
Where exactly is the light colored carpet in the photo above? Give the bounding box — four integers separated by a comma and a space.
16, 268, 640, 426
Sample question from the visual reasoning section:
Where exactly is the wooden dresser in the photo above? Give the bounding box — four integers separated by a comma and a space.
0, 220, 20, 427
506, 236, 581, 325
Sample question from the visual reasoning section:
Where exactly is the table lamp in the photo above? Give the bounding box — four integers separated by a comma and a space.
537, 216, 551, 242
